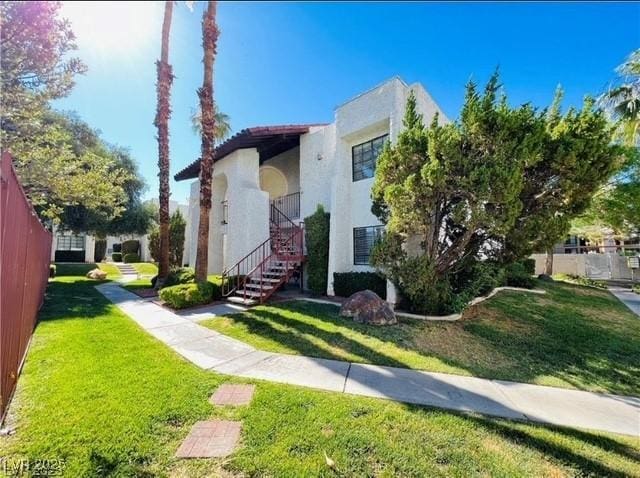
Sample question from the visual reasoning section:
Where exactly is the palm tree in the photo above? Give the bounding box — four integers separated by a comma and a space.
190, 105, 231, 142
154, 0, 174, 285
600, 49, 640, 146
194, 0, 219, 282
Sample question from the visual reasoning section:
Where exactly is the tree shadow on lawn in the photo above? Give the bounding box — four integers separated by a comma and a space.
38, 278, 116, 323
460, 413, 640, 477
220, 281, 640, 396
228, 307, 414, 370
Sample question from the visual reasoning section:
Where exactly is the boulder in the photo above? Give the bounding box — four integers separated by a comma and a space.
339, 289, 397, 325
538, 274, 554, 282
86, 268, 107, 280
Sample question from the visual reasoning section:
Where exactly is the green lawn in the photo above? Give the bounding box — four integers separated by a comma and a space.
202, 281, 640, 396
54, 262, 120, 279
131, 262, 158, 276
2, 276, 639, 476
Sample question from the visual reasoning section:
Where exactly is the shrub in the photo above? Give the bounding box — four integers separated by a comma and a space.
164, 267, 195, 287
148, 226, 160, 263
304, 205, 330, 294
520, 258, 536, 275
553, 273, 608, 289
112, 243, 122, 253
504, 262, 536, 289
112, 252, 122, 262
333, 272, 386, 299
159, 282, 214, 309
633, 284, 640, 294
122, 240, 140, 255
170, 211, 186, 267
49, 264, 56, 278
123, 253, 140, 263
94, 239, 107, 262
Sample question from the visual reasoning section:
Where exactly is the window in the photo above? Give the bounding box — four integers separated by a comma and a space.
352, 134, 388, 181
353, 226, 384, 265
56, 235, 85, 251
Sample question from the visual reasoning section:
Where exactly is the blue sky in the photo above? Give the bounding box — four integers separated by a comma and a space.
57, 1, 640, 203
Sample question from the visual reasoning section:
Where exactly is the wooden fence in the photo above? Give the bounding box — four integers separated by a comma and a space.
0, 151, 52, 421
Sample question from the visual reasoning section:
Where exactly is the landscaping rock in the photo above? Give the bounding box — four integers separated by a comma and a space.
538, 274, 554, 282
339, 290, 397, 325
86, 268, 107, 280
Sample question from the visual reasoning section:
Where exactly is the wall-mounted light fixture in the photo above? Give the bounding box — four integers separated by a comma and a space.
316, 153, 323, 161
221, 200, 228, 225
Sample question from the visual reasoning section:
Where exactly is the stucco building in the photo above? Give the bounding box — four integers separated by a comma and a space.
175, 77, 447, 302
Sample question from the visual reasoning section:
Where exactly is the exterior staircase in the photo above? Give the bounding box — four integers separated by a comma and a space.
222, 203, 304, 306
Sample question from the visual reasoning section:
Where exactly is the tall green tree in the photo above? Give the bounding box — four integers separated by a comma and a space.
0, 2, 137, 226
505, 90, 627, 273
572, 50, 640, 241
169, 210, 187, 267
190, 104, 231, 142
195, 0, 220, 282
0, 1, 86, 130
154, 0, 175, 284
600, 49, 640, 146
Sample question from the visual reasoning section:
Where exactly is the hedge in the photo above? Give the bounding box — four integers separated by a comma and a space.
520, 258, 536, 275
122, 240, 140, 255
159, 282, 215, 309
123, 253, 140, 263
111, 252, 122, 262
304, 205, 330, 294
333, 272, 387, 299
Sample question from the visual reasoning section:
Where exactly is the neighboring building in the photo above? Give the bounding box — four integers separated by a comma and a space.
531, 230, 639, 280
51, 198, 190, 265
175, 77, 447, 301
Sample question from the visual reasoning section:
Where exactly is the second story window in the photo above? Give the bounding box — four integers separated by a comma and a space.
352, 134, 388, 182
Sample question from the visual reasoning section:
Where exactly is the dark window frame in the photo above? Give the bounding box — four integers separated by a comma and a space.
353, 225, 384, 265
56, 234, 85, 251
352, 134, 388, 182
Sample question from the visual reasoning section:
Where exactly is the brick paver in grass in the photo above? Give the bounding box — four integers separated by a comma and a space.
210, 384, 255, 406
175, 420, 242, 458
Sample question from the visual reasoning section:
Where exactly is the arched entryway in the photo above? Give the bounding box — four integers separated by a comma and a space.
259, 165, 288, 199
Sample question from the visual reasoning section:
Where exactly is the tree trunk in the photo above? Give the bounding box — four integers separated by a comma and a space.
194, 1, 219, 282
545, 246, 554, 275
154, 0, 174, 286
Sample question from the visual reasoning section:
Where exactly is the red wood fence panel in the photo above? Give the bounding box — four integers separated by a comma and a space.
0, 151, 52, 421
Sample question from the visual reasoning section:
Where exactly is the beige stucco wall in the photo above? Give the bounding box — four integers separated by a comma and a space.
187, 148, 270, 275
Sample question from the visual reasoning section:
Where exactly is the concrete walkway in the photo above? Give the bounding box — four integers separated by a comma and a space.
96, 283, 640, 436
609, 286, 640, 317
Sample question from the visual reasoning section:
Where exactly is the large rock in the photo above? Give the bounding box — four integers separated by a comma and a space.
339, 290, 397, 325
86, 268, 107, 280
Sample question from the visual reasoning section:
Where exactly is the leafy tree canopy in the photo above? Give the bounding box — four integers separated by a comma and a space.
1, 1, 149, 235
371, 73, 626, 313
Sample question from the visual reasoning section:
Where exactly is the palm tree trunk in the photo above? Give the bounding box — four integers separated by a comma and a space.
194, 1, 219, 282
154, 0, 174, 285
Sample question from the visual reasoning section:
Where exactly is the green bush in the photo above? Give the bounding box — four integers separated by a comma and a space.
504, 262, 536, 289
304, 205, 330, 294
633, 284, 640, 294
553, 273, 608, 289
94, 239, 107, 262
121, 240, 140, 255
520, 258, 536, 275
159, 282, 215, 309
333, 272, 386, 299
123, 253, 140, 263
148, 226, 160, 263
164, 267, 195, 287
111, 252, 122, 262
